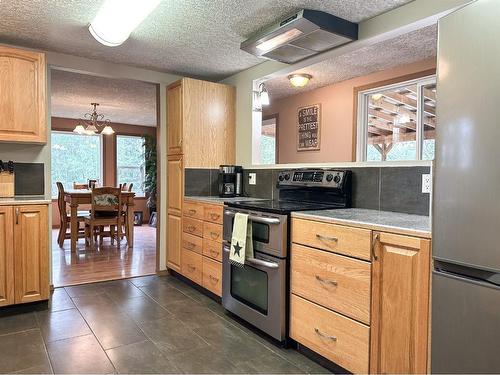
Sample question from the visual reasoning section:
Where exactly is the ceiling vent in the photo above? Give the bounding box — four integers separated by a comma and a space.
241, 9, 358, 64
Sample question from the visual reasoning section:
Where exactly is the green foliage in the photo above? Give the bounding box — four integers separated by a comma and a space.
143, 134, 157, 211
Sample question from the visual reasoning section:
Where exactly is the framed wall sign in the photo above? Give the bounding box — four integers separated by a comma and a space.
297, 103, 321, 151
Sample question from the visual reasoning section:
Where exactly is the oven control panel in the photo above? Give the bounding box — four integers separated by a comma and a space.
277, 169, 348, 188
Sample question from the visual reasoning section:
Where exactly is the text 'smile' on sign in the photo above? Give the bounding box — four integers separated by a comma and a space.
297, 104, 320, 151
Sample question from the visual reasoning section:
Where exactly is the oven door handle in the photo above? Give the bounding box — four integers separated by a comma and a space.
223, 246, 279, 269
224, 210, 281, 225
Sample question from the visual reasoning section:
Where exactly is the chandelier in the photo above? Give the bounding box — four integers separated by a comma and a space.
73, 103, 115, 135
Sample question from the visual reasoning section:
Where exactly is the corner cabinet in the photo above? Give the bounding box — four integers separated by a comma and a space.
166, 78, 235, 281
290, 217, 431, 374
0, 45, 47, 144
370, 232, 431, 374
0, 204, 49, 307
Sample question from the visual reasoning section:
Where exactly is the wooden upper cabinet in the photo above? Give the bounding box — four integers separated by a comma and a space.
166, 78, 235, 167
370, 232, 431, 374
167, 155, 183, 216
14, 205, 49, 304
0, 206, 14, 307
0, 46, 46, 144
167, 81, 183, 155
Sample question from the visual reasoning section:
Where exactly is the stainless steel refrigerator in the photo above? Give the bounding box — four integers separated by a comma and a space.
432, 0, 500, 373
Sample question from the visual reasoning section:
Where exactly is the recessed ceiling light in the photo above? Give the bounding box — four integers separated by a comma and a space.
89, 0, 161, 47
288, 74, 312, 88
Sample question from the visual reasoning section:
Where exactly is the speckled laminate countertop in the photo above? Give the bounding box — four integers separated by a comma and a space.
184, 196, 266, 205
0, 196, 51, 206
292, 208, 431, 238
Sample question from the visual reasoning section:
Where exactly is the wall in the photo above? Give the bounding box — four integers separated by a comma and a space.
263, 58, 436, 164
50, 117, 155, 227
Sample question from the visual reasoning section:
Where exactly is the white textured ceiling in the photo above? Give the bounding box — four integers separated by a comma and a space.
51, 70, 157, 126
0, 0, 412, 80
265, 24, 437, 99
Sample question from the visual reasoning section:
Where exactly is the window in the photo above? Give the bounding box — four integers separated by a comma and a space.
357, 76, 436, 161
116, 135, 146, 196
259, 116, 277, 164
51, 132, 102, 197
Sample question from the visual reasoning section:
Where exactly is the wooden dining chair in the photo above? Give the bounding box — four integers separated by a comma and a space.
84, 187, 122, 248
73, 182, 88, 190
56, 182, 88, 248
120, 183, 134, 242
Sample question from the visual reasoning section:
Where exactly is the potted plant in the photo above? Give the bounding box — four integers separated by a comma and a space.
143, 135, 157, 217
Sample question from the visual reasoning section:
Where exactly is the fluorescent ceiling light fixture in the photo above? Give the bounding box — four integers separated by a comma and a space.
89, 0, 161, 47
256, 28, 303, 52
288, 73, 312, 88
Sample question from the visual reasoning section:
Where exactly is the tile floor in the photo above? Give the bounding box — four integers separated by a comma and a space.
0, 275, 330, 374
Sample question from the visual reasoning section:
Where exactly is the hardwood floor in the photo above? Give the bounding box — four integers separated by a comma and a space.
52, 226, 156, 287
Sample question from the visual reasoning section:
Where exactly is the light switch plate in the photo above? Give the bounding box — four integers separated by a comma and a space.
422, 174, 431, 194
249, 173, 257, 185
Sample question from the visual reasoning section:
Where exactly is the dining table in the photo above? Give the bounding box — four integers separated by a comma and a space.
64, 189, 135, 252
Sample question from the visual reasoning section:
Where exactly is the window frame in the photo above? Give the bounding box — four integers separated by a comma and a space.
356, 74, 436, 162
260, 113, 279, 165
115, 134, 146, 197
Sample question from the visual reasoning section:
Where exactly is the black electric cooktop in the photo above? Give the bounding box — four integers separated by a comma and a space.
226, 199, 345, 215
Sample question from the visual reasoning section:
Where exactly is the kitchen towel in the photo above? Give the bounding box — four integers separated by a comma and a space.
230, 212, 253, 267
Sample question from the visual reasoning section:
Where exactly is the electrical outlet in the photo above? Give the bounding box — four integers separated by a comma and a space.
422, 174, 431, 194
249, 173, 257, 185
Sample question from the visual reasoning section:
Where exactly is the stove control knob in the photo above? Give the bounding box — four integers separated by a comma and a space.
284, 174, 290, 181
326, 174, 334, 182
278, 175, 284, 182
333, 174, 341, 183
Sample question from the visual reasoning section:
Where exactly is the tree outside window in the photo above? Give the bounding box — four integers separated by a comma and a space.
116, 135, 146, 196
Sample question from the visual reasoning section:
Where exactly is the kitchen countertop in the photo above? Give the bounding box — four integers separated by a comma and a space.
292, 208, 431, 238
184, 196, 266, 205
0, 195, 51, 206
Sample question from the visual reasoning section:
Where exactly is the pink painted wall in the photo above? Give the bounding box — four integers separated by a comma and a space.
263, 58, 436, 164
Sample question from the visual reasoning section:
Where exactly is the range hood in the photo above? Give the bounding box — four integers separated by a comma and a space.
241, 9, 358, 64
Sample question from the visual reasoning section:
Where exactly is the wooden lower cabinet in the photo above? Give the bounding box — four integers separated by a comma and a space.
14, 205, 49, 304
202, 256, 222, 296
370, 232, 431, 374
290, 218, 431, 374
181, 248, 202, 284
0, 206, 14, 306
290, 294, 370, 374
167, 214, 182, 272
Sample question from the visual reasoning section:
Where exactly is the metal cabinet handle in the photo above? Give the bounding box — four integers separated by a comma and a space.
15, 207, 19, 225
316, 234, 338, 243
187, 225, 196, 232
188, 209, 197, 215
210, 232, 219, 239
210, 213, 220, 220
209, 275, 219, 283
185, 242, 196, 250
314, 328, 337, 341
209, 249, 219, 257
372, 233, 380, 261
187, 264, 196, 272
315, 275, 338, 286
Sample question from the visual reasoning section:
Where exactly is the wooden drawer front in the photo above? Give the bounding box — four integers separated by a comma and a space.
183, 217, 203, 237
182, 233, 203, 254
202, 238, 222, 261
204, 204, 223, 224
202, 257, 222, 296
291, 244, 371, 324
183, 201, 204, 220
181, 248, 202, 284
292, 218, 372, 261
203, 221, 223, 242
290, 294, 370, 374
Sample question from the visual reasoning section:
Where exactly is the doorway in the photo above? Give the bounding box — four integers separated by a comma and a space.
49, 69, 159, 287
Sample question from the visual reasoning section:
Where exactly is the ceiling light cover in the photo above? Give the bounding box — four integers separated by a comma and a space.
255, 28, 303, 52
89, 0, 161, 47
288, 74, 312, 87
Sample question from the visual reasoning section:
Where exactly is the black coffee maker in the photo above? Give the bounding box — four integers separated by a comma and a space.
218, 165, 243, 197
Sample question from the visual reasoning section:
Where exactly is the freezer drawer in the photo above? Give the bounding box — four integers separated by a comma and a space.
432, 271, 500, 373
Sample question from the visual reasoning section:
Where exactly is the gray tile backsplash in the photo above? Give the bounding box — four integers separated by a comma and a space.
185, 166, 431, 216
14, 162, 45, 196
